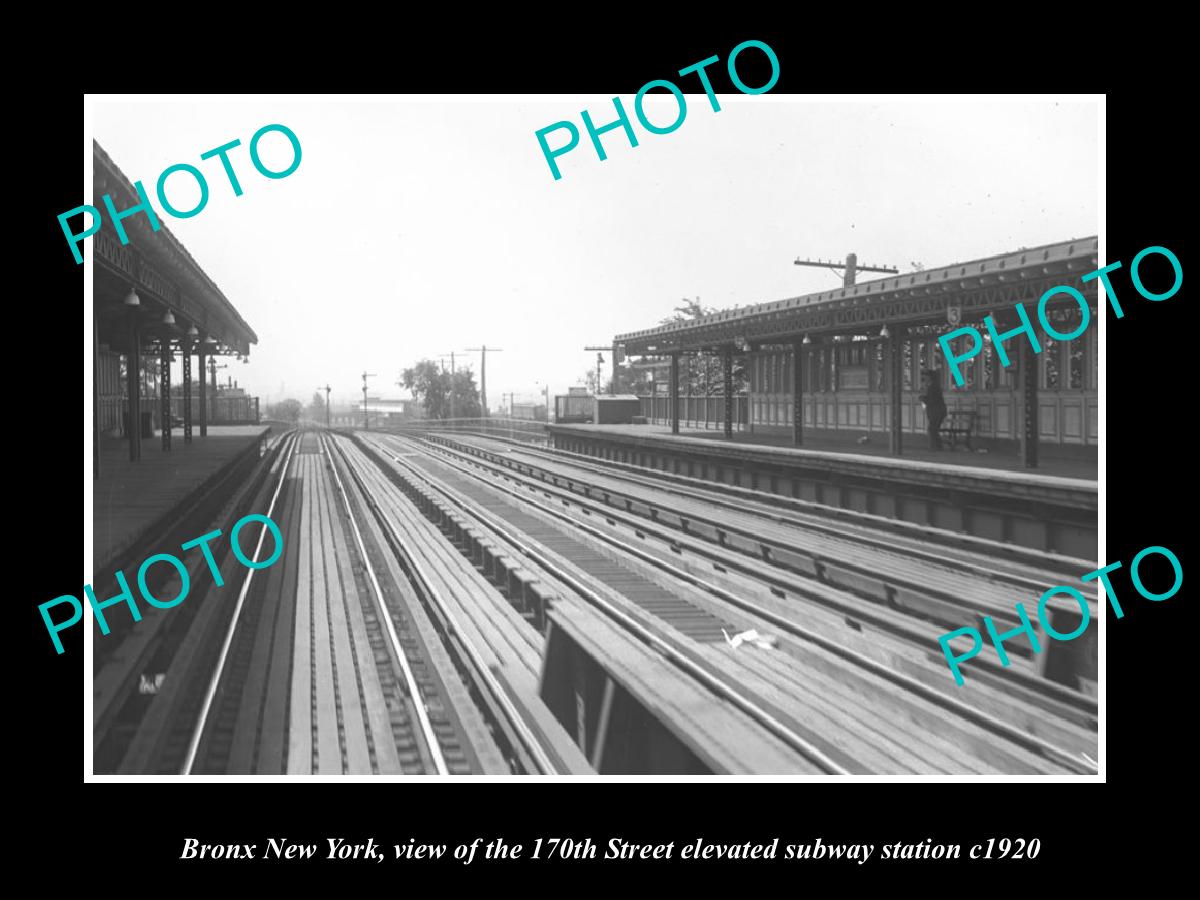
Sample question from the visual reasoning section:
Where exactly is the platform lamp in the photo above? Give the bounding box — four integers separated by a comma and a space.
123, 288, 143, 386
120, 288, 143, 459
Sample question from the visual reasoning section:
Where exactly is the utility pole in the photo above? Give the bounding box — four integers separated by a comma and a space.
361, 371, 376, 429
319, 384, 331, 429
535, 381, 552, 422
584, 345, 609, 396
436, 353, 457, 419
465, 346, 502, 418
794, 252, 898, 287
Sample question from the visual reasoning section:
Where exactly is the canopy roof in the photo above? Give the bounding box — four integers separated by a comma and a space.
93, 141, 258, 356
616, 237, 1099, 354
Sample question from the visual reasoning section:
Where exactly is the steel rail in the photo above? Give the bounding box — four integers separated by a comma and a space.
328, 433, 561, 776
369, 436, 855, 775
377, 434, 1097, 776
181, 430, 299, 775
388, 433, 1096, 718
424, 432, 1096, 597
320, 432, 450, 775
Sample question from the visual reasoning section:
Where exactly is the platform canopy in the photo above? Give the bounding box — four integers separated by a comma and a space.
615, 237, 1099, 355
92, 141, 257, 358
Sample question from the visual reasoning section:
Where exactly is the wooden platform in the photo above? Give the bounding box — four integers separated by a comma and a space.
93, 426, 271, 573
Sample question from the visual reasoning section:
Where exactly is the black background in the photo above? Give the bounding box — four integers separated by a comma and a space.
18, 18, 1188, 886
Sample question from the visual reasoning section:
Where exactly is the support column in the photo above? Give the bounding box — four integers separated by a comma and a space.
611, 342, 620, 394
669, 352, 680, 435
480, 348, 488, 418
182, 341, 193, 444
93, 315, 101, 478
888, 328, 904, 456
128, 316, 141, 462
160, 341, 172, 452
723, 346, 733, 440
791, 339, 804, 446
1019, 338, 1039, 468
198, 340, 208, 437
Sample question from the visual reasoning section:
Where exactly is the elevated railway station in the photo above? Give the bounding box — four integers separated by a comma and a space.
88, 223, 1098, 776
92, 423, 1099, 775
610, 238, 1099, 468
91, 141, 268, 576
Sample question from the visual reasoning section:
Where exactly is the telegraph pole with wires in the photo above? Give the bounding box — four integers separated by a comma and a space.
464, 345, 502, 417
793, 252, 898, 287
435, 352, 458, 419
361, 371, 376, 430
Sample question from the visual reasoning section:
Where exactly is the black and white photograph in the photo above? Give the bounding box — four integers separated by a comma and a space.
78, 92, 1106, 780
81, 93, 1106, 780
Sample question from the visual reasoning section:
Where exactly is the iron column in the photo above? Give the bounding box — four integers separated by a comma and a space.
197, 338, 207, 437
160, 340, 172, 452
669, 352, 680, 435
888, 328, 904, 456
182, 340, 193, 443
791, 338, 804, 446
722, 346, 733, 440
1020, 338, 1039, 468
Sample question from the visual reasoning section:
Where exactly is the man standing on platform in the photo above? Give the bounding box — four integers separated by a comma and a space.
919, 368, 947, 451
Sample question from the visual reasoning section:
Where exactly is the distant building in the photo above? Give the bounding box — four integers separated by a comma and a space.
510, 403, 547, 422
358, 397, 420, 426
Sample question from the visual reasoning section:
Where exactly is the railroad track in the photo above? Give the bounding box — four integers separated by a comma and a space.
355, 431, 1097, 775
427, 430, 1093, 586
320, 431, 580, 775
95, 430, 300, 773
96, 423, 1098, 776
384, 432, 1098, 714
179, 428, 577, 775
103, 427, 583, 775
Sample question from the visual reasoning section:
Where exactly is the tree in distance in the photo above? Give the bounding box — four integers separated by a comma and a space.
616, 297, 747, 396
265, 397, 302, 424
308, 391, 326, 422
401, 359, 483, 419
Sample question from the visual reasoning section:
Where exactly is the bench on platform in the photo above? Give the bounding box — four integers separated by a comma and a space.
940, 411, 977, 451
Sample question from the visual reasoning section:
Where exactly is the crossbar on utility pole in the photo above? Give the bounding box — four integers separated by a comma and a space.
794, 252, 898, 287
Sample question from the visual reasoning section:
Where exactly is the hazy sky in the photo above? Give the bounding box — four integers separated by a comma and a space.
90, 96, 1099, 410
